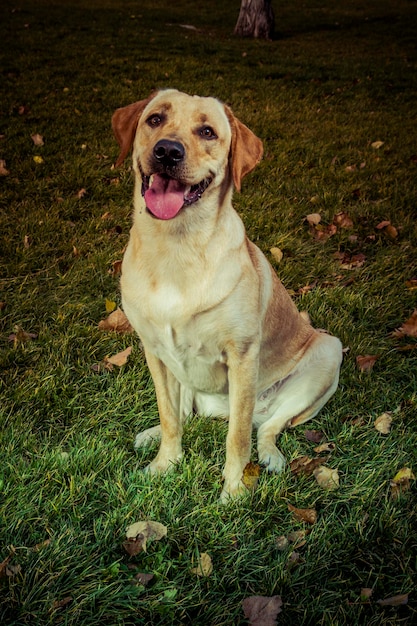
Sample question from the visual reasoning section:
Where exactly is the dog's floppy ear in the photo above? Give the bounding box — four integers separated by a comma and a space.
112, 94, 156, 167
225, 106, 263, 191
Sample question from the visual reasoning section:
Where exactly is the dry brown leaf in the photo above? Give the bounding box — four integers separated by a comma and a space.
356, 354, 379, 372
31, 133, 44, 146
371, 140, 384, 150
287, 530, 307, 548
242, 595, 283, 626
98, 308, 134, 333
306, 213, 321, 225
8, 326, 38, 346
108, 259, 123, 277
405, 278, 417, 290
345, 164, 357, 172
0, 159, 10, 176
390, 467, 415, 500
51, 596, 73, 611
288, 503, 317, 524
304, 429, 324, 443
314, 442, 336, 454
134, 572, 154, 586
391, 310, 417, 339
290, 455, 328, 476
374, 412, 392, 434
242, 462, 261, 491
275, 536, 289, 550
270, 247, 283, 263
360, 588, 373, 601
296, 281, 318, 295
313, 465, 340, 491
104, 346, 133, 368
191, 552, 213, 577
123, 520, 167, 555
310, 223, 337, 241
333, 211, 353, 229
24, 234, 32, 249
376, 593, 408, 607
339, 252, 366, 270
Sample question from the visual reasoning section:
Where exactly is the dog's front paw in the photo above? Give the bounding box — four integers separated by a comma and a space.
134, 425, 161, 450
144, 451, 183, 475
220, 480, 249, 504
258, 444, 286, 473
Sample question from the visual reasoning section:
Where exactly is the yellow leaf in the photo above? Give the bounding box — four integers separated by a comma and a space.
270, 247, 283, 263
371, 140, 384, 149
392, 467, 415, 483
105, 299, 117, 313
374, 412, 392, 434
33, 156, 44, 164
191, 552, 213, 577
313, 465, 340, 490
242, 462, 261, 491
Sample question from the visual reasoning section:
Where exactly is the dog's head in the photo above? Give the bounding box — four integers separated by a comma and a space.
112, 89, 263, 220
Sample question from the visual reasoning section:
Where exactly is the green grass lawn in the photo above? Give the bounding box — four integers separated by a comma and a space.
1, 0, 416, 623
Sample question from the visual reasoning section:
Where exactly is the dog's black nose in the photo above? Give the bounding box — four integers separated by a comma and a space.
153, 139, 185, 166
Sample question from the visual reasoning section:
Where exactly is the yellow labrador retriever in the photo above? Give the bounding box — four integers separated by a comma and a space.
112, 89, 342, 501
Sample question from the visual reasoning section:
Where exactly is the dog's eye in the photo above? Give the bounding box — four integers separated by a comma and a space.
199, 126, 217, 140
147, 114, 163, 128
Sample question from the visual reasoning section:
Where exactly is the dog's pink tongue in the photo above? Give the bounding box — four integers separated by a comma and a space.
144, 174, 185, 220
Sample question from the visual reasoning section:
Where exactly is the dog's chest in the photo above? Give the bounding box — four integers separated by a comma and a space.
122, 275, 228, 392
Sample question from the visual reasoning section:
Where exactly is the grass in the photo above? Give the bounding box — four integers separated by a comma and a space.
0, 0, 416, 623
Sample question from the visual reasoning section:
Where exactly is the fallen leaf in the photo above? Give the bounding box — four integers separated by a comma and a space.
374, 412, 392, 434
242, 595, 283, 626
108, 259, 123, 277
31, 133, 44, 146
77, 188, 87, 199
339, 252, 366, 270
5, 563, 21, 577
296, 281, 318, 295
360, 588, 373, 601
290, 455, 328, 476
191, 552, 213, 577
310, 223, 337, 241
242, 462, 261, 491
376, 594, 408, 607
405, 278, 417, 290
8, 326, 38, 346
134, 572, 154, 586
98, 308, 134, 333
314, 442, 336, 454
51, 596, 73, 611
376, 220, 391, 230
123, 520, 167, 555
313, 465, 340, 490
0, 159, 10, 176
306, 213, 321, 225
345, 164, 357, 172
393, 467, 415, 482
371, 140, 384, 150
288, 503, 317, 524
333, 211, 353, 229
33, 155, 44, 164
270, 247, 283, 263
275, 536, 289, 550
304, 429, 324, 443
101, 211, 112, 220
287, 530, 307, 548
356, 354, 379, 372
104, 346, 133, 369
105, 298, 117, 313
391, 310, 417, 339
24, 234, 32, 249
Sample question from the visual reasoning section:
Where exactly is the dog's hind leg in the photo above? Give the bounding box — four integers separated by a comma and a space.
257, 335, 342, 472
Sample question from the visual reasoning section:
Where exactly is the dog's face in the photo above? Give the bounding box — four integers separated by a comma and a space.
112, 89, 263, 220
133, 90, 232, 220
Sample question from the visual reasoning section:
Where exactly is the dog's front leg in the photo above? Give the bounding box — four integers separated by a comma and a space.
143, 349, 183, 474
221, 342, 259, 502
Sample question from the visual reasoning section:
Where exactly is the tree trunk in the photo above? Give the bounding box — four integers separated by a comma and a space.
234, 0, 275, 40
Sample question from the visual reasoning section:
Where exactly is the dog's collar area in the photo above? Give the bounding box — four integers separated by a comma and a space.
140, 169, 213, 220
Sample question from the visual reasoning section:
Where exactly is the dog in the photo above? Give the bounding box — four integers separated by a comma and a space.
112, 89, 343, 501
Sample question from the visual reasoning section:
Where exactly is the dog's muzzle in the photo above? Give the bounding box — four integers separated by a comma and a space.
141, 140, 212, 220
